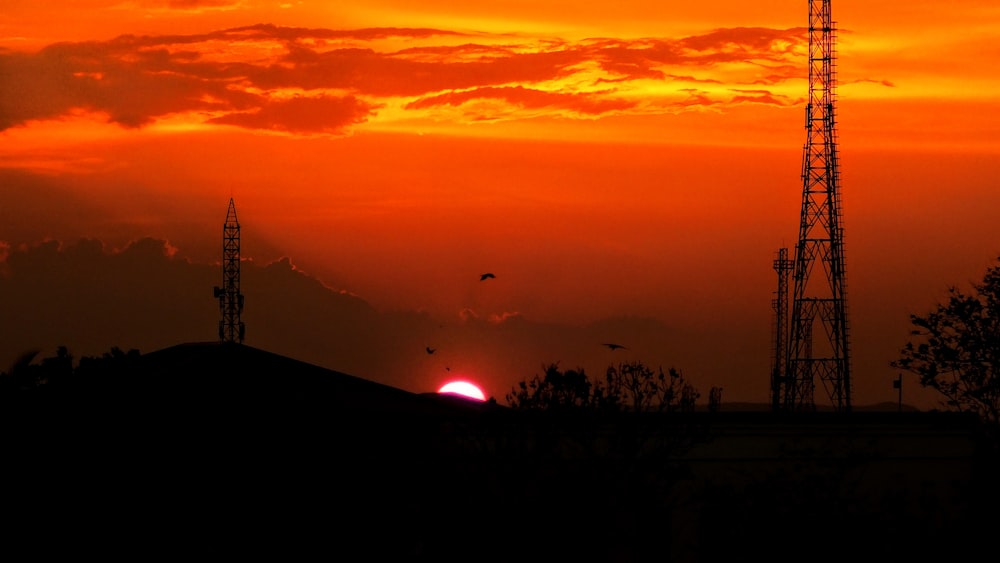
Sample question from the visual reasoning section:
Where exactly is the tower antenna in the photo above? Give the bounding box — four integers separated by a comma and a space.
782, 0, 851, 411
214, 197, 245, 344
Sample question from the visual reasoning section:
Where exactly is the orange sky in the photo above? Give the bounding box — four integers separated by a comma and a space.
1, 1, 999, 409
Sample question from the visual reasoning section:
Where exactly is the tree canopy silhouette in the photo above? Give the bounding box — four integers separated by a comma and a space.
506, 361, 699, 413
0, 345, 142, 399
892, 258, 1000, 425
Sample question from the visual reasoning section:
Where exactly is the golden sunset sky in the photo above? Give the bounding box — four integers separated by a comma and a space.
1, 1, 998, 408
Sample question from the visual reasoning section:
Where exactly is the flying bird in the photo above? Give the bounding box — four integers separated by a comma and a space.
602, 343, 628, 351
480, 272, 495, 281
426, 346, 436, 354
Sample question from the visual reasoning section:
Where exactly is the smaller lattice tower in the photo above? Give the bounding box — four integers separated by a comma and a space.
214, 198, 245, 344
770, 247, 793, 409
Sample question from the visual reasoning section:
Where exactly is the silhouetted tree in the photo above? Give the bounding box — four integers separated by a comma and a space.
0, 346, 72, 394
505, 363, 599, 410
891, 259, 1000, 425
40, 346, 74, 389
602, 362, 700, 413
67, 346, 142, 408
499, 360, 706, 560
0, 349, 42, 393
0, 345, 142, 400
75, 346, 142, 388
0, 346, 74, 393
506, 361, 699, 413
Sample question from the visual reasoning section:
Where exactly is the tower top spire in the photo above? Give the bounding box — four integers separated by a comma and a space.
226, 197, 238, 223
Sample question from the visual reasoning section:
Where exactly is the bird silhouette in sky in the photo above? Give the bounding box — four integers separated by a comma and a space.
480, 272, 495, 281
426, 346, 436, 354
602, 343, 628, 351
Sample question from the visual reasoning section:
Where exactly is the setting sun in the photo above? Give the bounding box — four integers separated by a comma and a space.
438, 380, 487, 402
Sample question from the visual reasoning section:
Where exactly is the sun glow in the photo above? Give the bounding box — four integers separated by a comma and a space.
437, 380, 487, 401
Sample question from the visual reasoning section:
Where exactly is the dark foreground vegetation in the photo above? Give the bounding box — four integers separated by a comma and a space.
2, 342, 998, 562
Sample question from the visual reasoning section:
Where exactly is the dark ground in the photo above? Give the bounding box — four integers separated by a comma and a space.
3, 343, 997, 562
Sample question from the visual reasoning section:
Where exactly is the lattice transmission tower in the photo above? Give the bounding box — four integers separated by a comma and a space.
771, 247, 793, 410
781, 0, 851, 411
214, 197, 245, 344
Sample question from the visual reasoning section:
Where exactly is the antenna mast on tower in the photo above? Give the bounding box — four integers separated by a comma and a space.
782, 0, 851, 411
214, 197, 245, 344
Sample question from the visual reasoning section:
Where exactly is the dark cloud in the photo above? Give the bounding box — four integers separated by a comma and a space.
678, 27, 806, 57
846, 78, 896, 88
0, 24, 819, 133
0, 26, 467, 132
236, 24, 465, 42
0, 236, 387, 383
165, 0, 240, 8
0, 40, 248, 129
405, 85, 635, 116
580, 38, 677, 81
207, 94, 379, 133
0, 238, 208, 361
254, 45, 585, 96
729, 89, 795, 106
674, 90, 722, 109
0, 236, 731, 403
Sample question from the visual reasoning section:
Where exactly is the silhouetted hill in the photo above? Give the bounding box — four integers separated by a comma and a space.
134, 341, 496, 417
2, 340, 504, 484
0, 340, 496, 417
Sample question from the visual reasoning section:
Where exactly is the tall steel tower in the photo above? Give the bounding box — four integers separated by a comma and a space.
214, 198, 245, 344
783, 0, 851, 411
